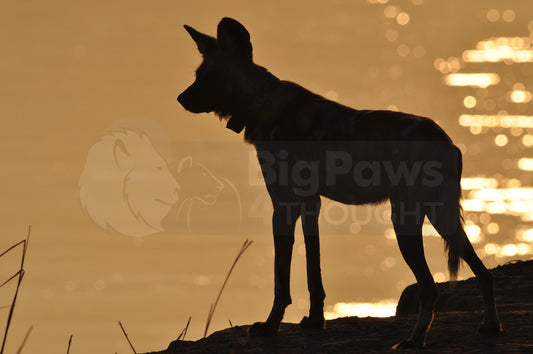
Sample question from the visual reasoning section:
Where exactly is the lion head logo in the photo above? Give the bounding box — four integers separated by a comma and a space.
78, 129, 179, 237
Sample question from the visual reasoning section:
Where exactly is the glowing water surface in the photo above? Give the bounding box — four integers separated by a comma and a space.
325, 300, 397, 320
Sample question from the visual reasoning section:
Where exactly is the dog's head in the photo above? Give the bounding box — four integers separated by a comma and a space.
178, 18, 255, 132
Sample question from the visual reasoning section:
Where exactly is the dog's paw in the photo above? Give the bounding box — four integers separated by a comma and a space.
478, 321, 503, 335
248, 322, 279, 336
299, 315, 325, 329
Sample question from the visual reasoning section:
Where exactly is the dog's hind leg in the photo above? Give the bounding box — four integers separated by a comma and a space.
426, 147, 503, 336
391, 199, 437, 349
428, 210, 503, 335
460, 228, 502, 333
299, 196, 326, 329
249, 202, 299, 336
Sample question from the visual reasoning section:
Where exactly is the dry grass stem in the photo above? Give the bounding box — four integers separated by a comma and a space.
15, 325, 33, 354
66, 334, 73, 354
118, 321, 137, 354
203, 239, 252, 338
0, 240, 26, 260
1, 225, 31, 354
0, 270, 24, 289
177, 316, 192, 341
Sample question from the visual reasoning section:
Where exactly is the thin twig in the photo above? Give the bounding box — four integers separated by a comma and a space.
204, 239, 252, 338
66, 334, 73, 354
15, 325, 33, 354
0, 270, 24, 289
118, 321, 137, 354
1, 225, 31, 354
177, 316, 191, 341
205, 303, 213, 336
0, 240, 25, 260
228, 319, 233, 328
21, 225, 31, 269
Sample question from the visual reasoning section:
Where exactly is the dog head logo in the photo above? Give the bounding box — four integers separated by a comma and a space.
173, 156, 241, 232
78, 129, 179, 237
176, 156, 223, 206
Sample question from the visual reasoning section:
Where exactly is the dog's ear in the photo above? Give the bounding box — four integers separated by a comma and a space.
177, 156, 193, 173
184, 25, 217, 55
217, 17, 252, 61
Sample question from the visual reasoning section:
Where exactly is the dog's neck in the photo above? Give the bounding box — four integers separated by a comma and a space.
225, 66, 280, 134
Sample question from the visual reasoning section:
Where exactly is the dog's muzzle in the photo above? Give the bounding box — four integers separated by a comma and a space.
177, 90, 205, 113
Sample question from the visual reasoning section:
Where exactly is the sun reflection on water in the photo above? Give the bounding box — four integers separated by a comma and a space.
518, 158, 533, 171
457, 177, 533, 259
324, 300, 397, 320
463, 37, 533, 63
462, 185, 533, 222
459, 114, 533, 129
433, 23, 533, 262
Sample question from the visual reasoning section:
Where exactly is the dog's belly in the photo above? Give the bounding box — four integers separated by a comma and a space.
319, 181, 391, 205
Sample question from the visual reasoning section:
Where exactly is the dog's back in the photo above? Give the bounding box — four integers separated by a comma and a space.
243, 80, 452, 144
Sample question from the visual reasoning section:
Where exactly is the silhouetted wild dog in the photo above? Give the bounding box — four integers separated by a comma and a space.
177, 18, 502, 348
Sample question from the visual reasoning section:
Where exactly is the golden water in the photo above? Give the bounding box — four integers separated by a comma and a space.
1, 1, 532, 352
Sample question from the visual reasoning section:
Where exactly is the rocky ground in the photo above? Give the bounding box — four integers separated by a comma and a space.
143, 260, 533, 353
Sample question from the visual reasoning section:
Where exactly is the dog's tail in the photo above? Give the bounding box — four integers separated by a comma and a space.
444, 146, 464, 282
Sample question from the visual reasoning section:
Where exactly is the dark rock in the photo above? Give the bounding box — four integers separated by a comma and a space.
397, 260, 533, 315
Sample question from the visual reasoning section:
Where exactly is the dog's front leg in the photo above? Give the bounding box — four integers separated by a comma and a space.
299, 197, 326, 329
249, 203, 298, 336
